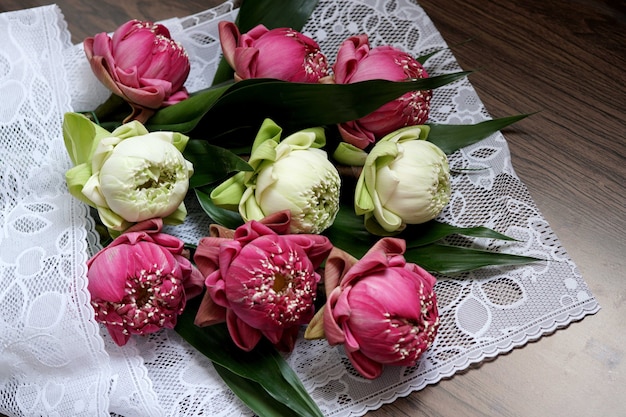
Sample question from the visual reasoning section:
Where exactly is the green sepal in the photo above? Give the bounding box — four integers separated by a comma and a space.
63, 112, 112, 166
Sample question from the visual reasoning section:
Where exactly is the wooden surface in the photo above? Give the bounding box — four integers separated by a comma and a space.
1, 0, 624, 416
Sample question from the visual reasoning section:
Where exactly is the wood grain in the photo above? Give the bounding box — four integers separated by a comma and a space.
1, 1, 624, 416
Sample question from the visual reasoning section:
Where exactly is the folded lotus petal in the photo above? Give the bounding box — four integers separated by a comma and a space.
219, 23, 329, 83
194, 236, 231, 276
233, 47, 260, 80
117, 83, 166, 110
346, 349, 383, 380
194, 290, 227, 327
87, 221, 203, 346
322, 289, 346, 345
227, 309, 263, 351
332, 34, 431, 148
217, 21, 240, 70
194, 215, 332, 352
284, 234, 334, 270
84, 19, 190, 120
85, 55, 125, 98
322, 238, 439, 379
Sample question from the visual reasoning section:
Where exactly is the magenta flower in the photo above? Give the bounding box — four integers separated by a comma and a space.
218, 21, 330, 82
193, 211, 333, 352
319, 238, 439, 379
84, 19, 191, 123
332, 34, 432, 149
87, 218, 204, 346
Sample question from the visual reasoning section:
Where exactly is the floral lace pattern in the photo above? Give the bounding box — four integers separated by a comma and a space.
0, 5, 111, 416
0, 1, 599, 416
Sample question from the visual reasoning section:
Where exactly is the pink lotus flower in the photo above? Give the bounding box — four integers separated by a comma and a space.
218, 21, 330, 82
332, 34, 432, 149
193, 211, 333, 352
87, 218, 204, 346
318, 238, 439, 379
84, 20, 191, 123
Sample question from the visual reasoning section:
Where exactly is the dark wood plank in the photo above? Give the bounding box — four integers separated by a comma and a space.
1, 1, 623, 416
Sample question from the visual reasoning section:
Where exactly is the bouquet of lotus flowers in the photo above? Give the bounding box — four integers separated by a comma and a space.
62, 0, 538, 415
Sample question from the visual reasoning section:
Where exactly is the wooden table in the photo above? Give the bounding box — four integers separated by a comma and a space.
1, 1, 624, 416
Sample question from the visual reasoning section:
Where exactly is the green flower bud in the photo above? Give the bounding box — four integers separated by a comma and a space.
63, 113, 193, 232
355, 125, 450, 235
211, 119, 341, 234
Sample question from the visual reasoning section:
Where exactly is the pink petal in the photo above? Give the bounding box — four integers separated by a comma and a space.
282, 233, 333, 269
116, 82, 166, 110
194, 236, 229, 277
332, 34, 369, 83
113, 29, 155, 70
218, 21, 241, 70
323, 289, 347, 345
87, 245, 133, 301
194, 291, 227, 326
233, 47, 260, 79
323, 246, 357, 297
346, 349, 383, 380
226, 309, 263, 351
107, 324, 131, 346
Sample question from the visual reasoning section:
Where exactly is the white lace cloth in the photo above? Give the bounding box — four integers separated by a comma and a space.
0, 1, 600, 416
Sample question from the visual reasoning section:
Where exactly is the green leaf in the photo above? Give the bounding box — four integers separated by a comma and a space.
237, 0, 319, 32
175, 298, 324, 417
213, 363, 302, 416
415, 48, 446, 65
184, 140, 252, 188
405, 244, 543, 275
191, 72, 470, 141
323, 205, 378, 259
427, 114, 532, 154
194, 188, 244, 229
145, 83, 231, 132
403, 221, 517, 248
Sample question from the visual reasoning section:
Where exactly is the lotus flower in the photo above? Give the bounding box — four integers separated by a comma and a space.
218, 21, 330, 82
87, 218, 204, 346
193, 211, 333, 352
210, 118, 341, 234
332, 34, 432, 149
64, 114, 193, 233
305, 238, 439, 379
354, 125, 450, 235
84, 19, 191, 123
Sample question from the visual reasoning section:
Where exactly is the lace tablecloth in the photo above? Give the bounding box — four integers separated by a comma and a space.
0, 1, 600, 416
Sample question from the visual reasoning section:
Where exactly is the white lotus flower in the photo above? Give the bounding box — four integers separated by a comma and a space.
80, 121, 193, 231
211, 118, 341, 234
355, 125, 450, 234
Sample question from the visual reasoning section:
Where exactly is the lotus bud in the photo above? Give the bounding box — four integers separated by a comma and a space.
211, 119, 341, 234
355, 125, 450, 234
64, 114, 193, 233
84, 19, 191, 123
218, 21, 330, 83
331, 34, 432, 149
306, 238, 439, 379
